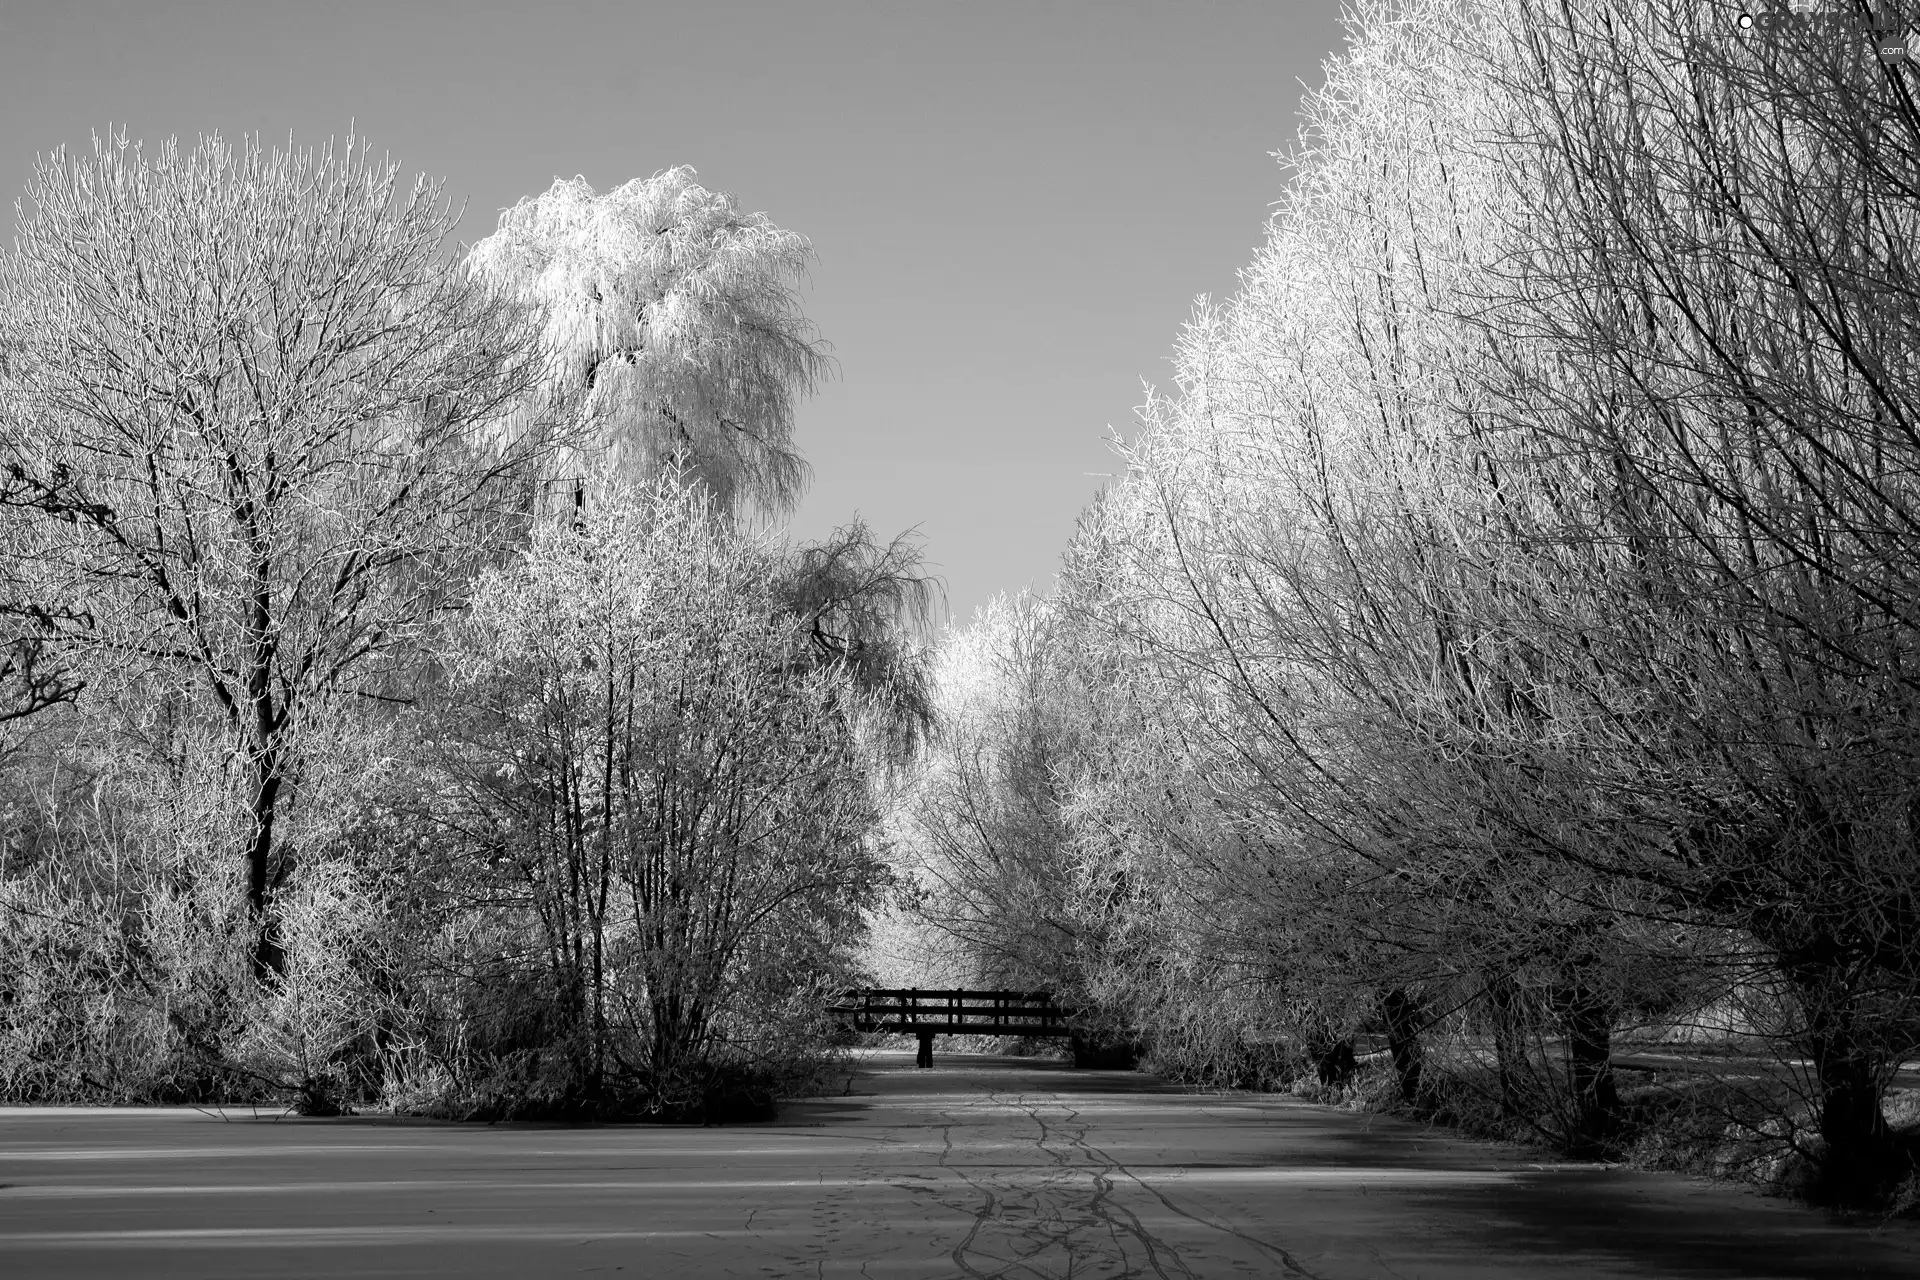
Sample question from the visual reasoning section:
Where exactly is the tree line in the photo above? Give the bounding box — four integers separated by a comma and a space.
900, 0, 1920, 1208
0, 133, 931, 1119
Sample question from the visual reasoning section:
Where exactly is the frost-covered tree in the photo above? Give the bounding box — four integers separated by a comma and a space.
431, 473, 887, 1113
467, 169, 826, 515
897, 588, 1148, 1061
1473, 0, 1920, 1192
0, 130, 542, 975
990, 0, 1920, 1193
903, 593, 1085, 988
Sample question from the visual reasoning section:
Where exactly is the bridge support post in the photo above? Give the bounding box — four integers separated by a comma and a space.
916, 1030, 935, 1069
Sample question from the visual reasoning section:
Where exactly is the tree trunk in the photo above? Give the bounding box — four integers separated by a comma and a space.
1486, 972, 1526, 1118
1794, 968, 1895, 1201
246, 760, 286, 979
1812, 1030, 1889, 1178
1550, 980, 1618, 1155
650, 988, 711, 1093
1311, 1036, 1357, 1088
1381, 988, 1426, 1106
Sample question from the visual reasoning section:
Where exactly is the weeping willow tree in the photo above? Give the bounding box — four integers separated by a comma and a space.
467, 168, 827, 516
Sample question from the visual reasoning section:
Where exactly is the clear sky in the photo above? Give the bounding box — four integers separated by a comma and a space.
0, 0, 1347, 629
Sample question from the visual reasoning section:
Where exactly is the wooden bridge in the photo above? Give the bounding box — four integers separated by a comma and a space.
829, 988, 1073, 1067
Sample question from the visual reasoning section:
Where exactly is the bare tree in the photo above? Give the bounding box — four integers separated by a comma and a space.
1027, 0, 1711, 1153
0, 129, 544, 974
434, 474, 887, 1113
1469, 0, 1920, 1192
903, 594, 1086, 988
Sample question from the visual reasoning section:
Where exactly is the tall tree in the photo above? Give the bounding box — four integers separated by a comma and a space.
466, 169, 827, 516
1475, 0, 1920, 1190
467, 171, 937, 760
0, 130, 543, 972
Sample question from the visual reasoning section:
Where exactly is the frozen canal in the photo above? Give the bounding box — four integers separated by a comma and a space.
1, 1051, 1916, 1278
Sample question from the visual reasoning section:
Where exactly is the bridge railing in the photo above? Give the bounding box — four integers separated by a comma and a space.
828, 988, 1072, 1036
